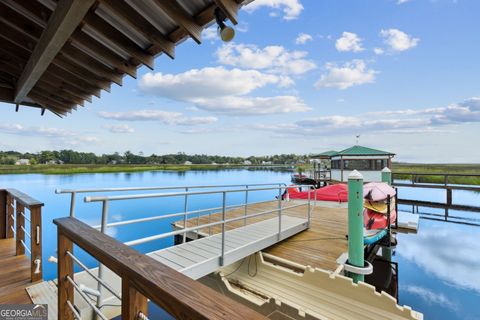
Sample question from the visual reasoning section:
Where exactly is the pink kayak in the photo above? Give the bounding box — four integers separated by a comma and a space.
363, 182, 396, 202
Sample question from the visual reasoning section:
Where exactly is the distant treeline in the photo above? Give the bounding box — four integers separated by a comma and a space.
0, 150, 310, 165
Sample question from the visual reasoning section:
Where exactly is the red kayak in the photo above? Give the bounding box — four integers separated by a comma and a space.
286, 184, 348, 202
364, 208, 397, 230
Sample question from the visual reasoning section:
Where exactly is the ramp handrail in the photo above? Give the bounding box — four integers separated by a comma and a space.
56, 183, 287, 217
0, 188, 43, 282
55, 217, 265, 320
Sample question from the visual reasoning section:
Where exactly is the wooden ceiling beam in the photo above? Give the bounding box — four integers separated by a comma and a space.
0, 45, 92, 102
61, 44, 123, 86
53, 55, 112, 92
0, 86, 14, 103
14, 0, 96, 103
213, 0, 239, 25
0, 18, 115, 93
24, 92, 69, 116
70, 31, 137, 78
30, 87, 76, 111
169, 4, 216, 43
0, 1, 137, 80
0, 32, 103, 99
36, 80, 85, 107
154, 0, 203, 44
48, 64, 102, 98
99, 0, 175, 59
83, 12, 154, 69
0, 58, 85, 107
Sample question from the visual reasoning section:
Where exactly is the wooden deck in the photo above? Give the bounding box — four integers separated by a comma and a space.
0, 238, 33, 304
174, 200, 348, 271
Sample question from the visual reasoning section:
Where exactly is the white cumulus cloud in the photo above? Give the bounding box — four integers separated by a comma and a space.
315, 60, 377, 90
193, 95, 310, 115
335, 32, 364, 52
138, 66, 308, 116
295, 33, 312, 45
216, 43, 316, 75
380, 28, 419, 52
103, 124, 135, 133
243, 0, 304, 20
140, 67, 284, 100
98, 110, 218, 125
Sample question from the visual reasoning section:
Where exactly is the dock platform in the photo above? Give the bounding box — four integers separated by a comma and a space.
0, 238, 34, 304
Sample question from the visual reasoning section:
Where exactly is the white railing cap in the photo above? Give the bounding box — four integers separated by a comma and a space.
348, 170, 363, 180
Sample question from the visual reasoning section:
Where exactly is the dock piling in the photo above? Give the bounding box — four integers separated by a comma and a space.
381, 168, 393, 260
381, 167, 392, 185
347, 170, 364, 283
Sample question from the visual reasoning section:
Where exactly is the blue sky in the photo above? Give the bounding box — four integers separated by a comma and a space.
1, 0, 479, 162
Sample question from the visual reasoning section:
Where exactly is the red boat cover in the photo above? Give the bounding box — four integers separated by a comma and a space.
287, 184, 348, 202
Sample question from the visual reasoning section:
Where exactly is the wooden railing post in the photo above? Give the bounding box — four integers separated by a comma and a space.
16, 202, 25, 255
446, 188, 452, 206
0, 189, 6, 239
58, 230, 74, 320
31, 205, 42, 282
122, 278, 148, 320
6, 194, 14, 238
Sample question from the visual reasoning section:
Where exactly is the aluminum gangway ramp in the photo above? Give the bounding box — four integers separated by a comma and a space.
148, 216, 309, 280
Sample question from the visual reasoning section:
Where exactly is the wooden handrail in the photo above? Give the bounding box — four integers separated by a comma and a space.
392, 172, 480, 178
1, 188, 43, 282
5, 188, 44, 208
55, 217, 266, 320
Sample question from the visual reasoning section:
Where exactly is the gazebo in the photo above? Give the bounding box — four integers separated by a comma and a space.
318, 145, 395, 182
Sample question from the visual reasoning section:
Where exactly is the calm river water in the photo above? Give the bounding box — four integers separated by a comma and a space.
1, 169, 479, 320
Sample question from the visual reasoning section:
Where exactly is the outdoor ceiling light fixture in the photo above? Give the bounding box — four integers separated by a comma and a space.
215, 7, 235, 42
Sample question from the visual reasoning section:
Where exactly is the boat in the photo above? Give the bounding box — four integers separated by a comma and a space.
285, 184, 348, 202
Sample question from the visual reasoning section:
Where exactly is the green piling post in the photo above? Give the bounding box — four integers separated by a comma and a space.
381, 167, 393, 261
348, 170, 364, 283
381, 167, 392, 185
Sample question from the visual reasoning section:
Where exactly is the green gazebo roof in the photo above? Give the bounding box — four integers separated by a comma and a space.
334, 145, 395, 157
315, 150, 338, 158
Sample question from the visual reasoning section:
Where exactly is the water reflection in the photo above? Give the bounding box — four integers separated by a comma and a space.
395, 217, 480, 320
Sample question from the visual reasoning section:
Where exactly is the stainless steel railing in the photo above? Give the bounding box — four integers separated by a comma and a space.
56, 183, 287, 217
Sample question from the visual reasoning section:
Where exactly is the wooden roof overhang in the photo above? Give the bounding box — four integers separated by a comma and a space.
0, 0, 247, 117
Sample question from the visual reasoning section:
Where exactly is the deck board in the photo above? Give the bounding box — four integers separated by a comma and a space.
0, 238, 33, 304
174, 200, 348, 271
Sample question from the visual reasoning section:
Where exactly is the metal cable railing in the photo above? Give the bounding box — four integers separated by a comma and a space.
3, 189, 43, 282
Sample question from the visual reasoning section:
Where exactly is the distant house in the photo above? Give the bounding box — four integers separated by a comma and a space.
184, 161, 192, 165
243, 160, 252, 165
262, 161, 272, 165
15, 159, 30, 166
46, 160, 57, 165
314, 146, 395, 182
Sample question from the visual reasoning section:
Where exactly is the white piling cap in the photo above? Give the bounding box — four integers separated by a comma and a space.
381, 167, 392, 173
348, 170, 363, 180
